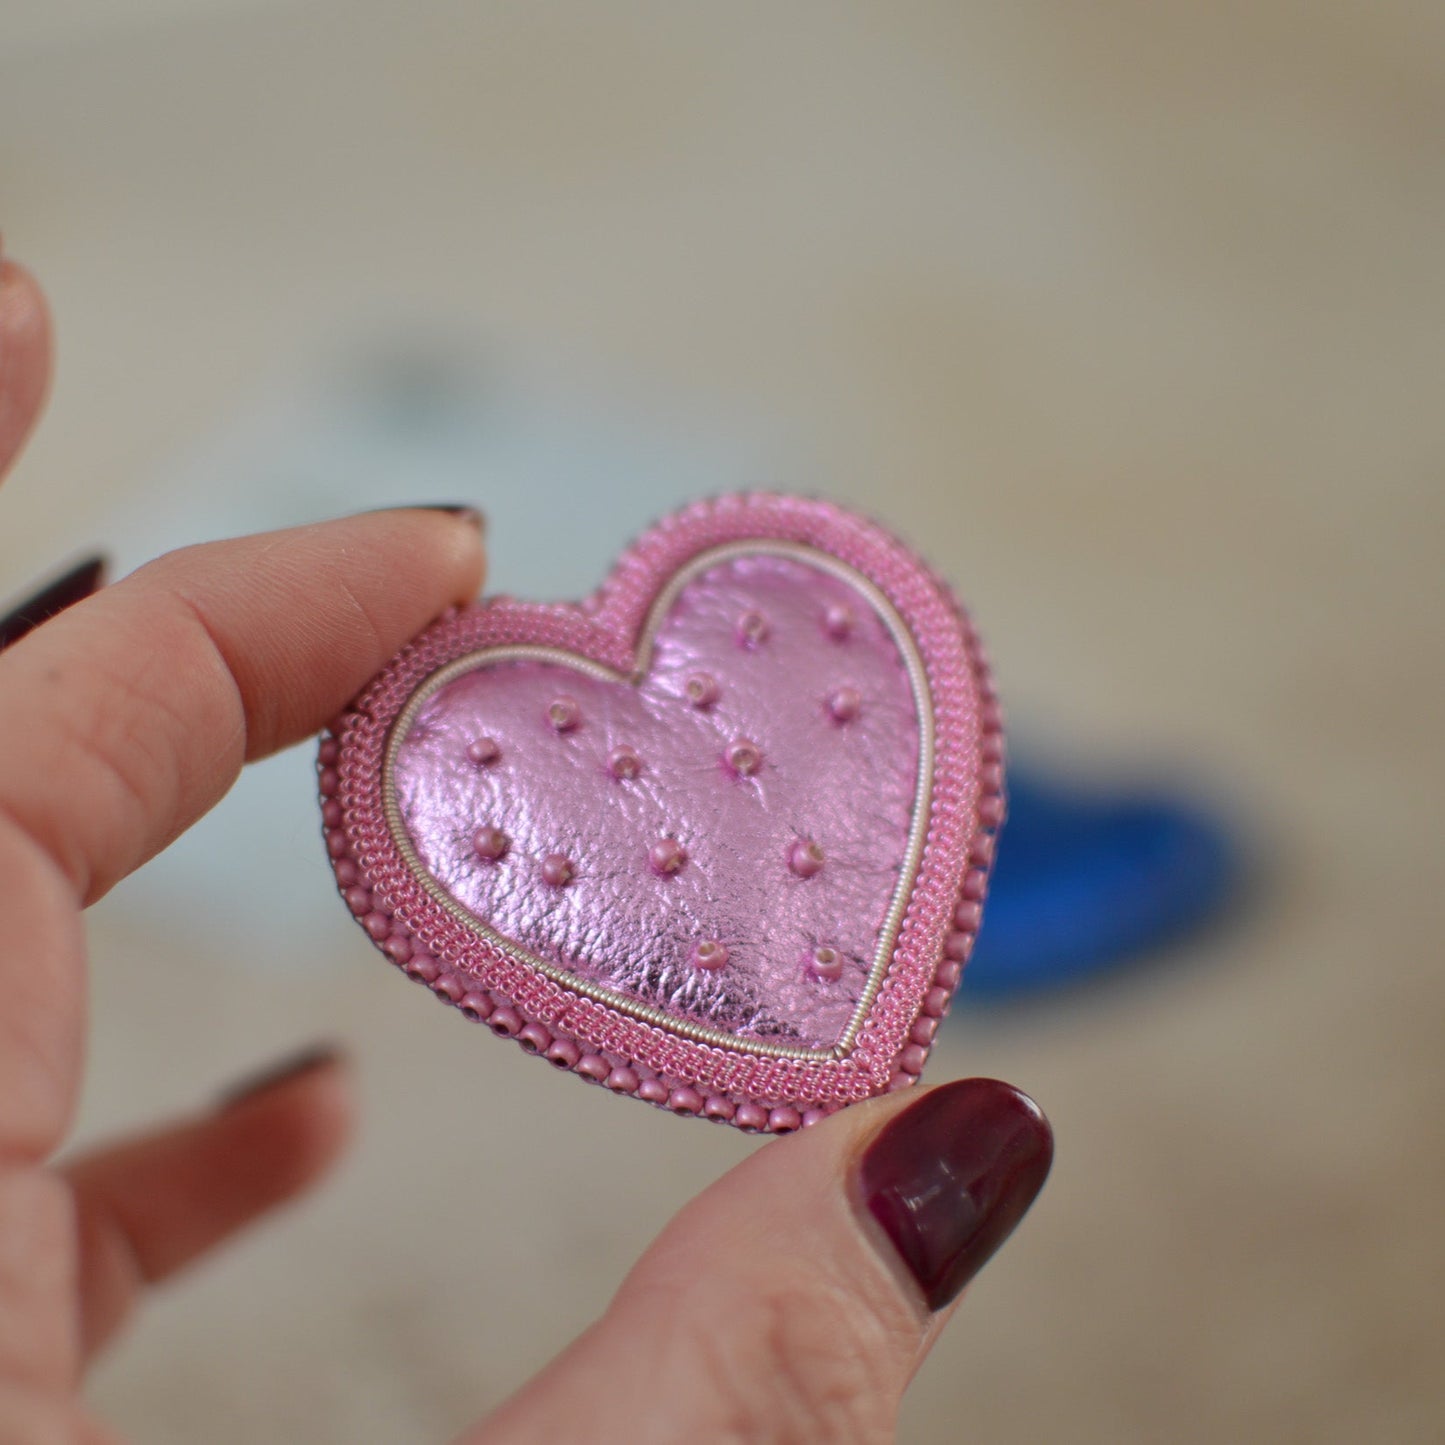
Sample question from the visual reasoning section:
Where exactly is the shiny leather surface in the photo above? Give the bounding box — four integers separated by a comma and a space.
392, 553, 919, 1050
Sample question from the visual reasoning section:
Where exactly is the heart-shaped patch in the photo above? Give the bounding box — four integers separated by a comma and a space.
320, 495, 1002, 1131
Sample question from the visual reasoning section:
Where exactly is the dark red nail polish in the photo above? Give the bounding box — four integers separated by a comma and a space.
416, 504, 484, 527
216, 1044, 343, 1110
855, 1078, 1053, 1311
0, 553, 108, 653
361, 504, 486, 533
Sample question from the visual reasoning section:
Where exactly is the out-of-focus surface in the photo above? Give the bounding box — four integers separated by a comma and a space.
2, 4, 1443, 1441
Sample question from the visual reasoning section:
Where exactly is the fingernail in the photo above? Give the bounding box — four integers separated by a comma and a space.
0, 553, 109, 653
407, 505, 491, 534
855, 1077, 1053, 1311
216, 1044, 343, 1110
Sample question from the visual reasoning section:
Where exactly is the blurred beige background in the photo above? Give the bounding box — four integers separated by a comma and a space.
3, 3, 1443, 1441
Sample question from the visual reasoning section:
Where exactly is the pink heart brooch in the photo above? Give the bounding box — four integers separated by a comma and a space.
319, 495, 1003, 1131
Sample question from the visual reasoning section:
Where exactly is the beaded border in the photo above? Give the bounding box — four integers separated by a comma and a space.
319, 493, 1004, 1131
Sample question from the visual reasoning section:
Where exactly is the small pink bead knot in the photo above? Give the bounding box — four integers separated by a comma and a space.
788, 839, 825, 878
649, 838, 688, 875
692, 938, 729, 971
466, 736, 501, 766
809, 945, 844, 982
826, 686, 861, 723
737, 609, 771, 648
546, 696, 581, 732
684, 672, 719, 708
724, 738, 763, 777
608, 745, 642, 780
541, 853, 575, 887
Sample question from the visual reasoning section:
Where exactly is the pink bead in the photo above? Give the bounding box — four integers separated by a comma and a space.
433, 974, 464, 1003
518, 1023, 551, 1054
826, 686, 861, 723
318, 768, 340, 798
788, 839, 825, 878
669, 1086, 704, 1114
953, 895, 988, 930
692, 939, 728, 971
910, 1016, 939, 1047
546, 696, 582, 732
459, 991, 494, 1021
735, 1103, 769, 1131
489, 1005, 522, 1037
344, 886, 371, 916
823, 603, 853, 641
960, 868, 988, 901
405, 953, 439, 983
888, 1070, 917, 1092
334, 858, 359, 887
945, 927, 975, 960
578, 1053, 610, 1081
981, 733, 1004, 762
541, 853, 575, 887
704, 1095, 736, 1120
318, 738, 340, 766
724, 738, 763, 777
466, 736, 502, 766
326, 830, 348, 858
801, 1108, 829, 1128
981, 699, 1004, 731
383, 933, 412, 963
322, 799, 343, 828
684, 671, 719, 708
545, 1038, 580, 1069
981, 761, 1004, 792
922, 985, 951, 1018
768, 1106, 802, 1133
608, 745, 642, 780
935, 958, 963, 990
899, 1044, 929, 1076
637, 1078, 669, 1104
363, 911, 391, 941
809, 946, 844, 983
970, 833, 997, 866
736, 610, 770, 648
649, 837, 688, 876
978, 794, 1006, 827
605, 1066, 640, 1093
473, 826, 509, 861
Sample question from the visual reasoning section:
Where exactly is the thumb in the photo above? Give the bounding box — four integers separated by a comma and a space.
469, 1078, 1052, 1444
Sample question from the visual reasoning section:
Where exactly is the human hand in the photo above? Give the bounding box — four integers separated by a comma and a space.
0, 250, 1051, 1444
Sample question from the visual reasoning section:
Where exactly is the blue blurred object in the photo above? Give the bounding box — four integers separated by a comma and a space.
963, 765, 1241, 998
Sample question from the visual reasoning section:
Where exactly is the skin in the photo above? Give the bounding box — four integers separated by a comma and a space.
0, 254, 999, 1444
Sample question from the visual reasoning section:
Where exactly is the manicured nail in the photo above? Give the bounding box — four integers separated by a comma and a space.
417, 503, 485, 528
855, 1077, 1053, 1311
0, 554, 109, 653
217, 1044, 343, 1110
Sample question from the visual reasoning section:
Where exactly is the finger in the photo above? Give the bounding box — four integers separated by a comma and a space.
0, 252, 52, 482
471, 1079, 1053, 1444
0, 506, 485, 906
0, 509, 480, 1165
63, 1047, 352, 1359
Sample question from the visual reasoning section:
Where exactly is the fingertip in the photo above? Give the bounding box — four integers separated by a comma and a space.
0, 255, 54, 479
347, 503, 487, 601
216, 1046, 357, 1196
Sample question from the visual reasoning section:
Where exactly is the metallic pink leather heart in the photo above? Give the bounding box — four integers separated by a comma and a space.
320, 495, 1002, 1131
